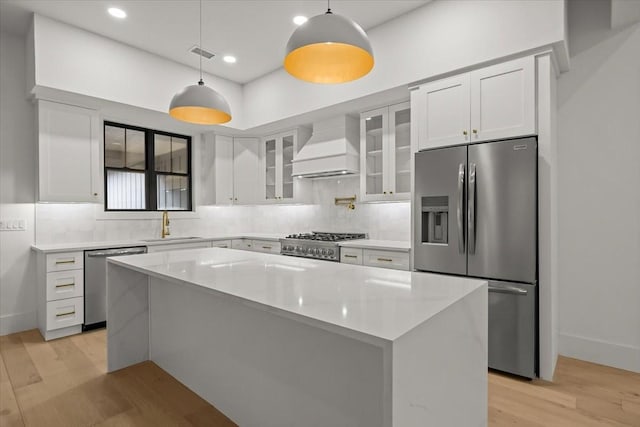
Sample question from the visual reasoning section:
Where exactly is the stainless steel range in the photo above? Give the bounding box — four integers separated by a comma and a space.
280, 232, 367, 262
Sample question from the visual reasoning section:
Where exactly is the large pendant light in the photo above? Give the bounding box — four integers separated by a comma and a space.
284, 0, 374, 84
169, 0, 231, 125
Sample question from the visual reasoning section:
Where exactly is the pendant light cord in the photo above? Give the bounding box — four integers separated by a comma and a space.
199, 0, 203, 85
326, 0, 332, 14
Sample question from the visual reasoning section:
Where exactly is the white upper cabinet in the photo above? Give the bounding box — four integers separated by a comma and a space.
37, 100, 101, 202
233, 137, 261, 205
260, 128, 311, 204
414, 56, 536, 151
360, 101, 411, 202
469, 56, 536, 142
213, 134, 234, 205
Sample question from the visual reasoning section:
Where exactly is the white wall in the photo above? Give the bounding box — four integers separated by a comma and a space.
0, 31, 37, 335
31, 14, 245, 130
243, 0, 567, 129
557, 13, 640, 372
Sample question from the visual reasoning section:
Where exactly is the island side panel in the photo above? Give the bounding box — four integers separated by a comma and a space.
392, 284, 488, 427
106, 262, 150, 372
148, 276, 389, 427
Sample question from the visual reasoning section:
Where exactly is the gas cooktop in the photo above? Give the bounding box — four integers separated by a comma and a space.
281, 232, 367, 261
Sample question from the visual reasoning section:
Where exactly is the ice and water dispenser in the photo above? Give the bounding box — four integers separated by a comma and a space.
421, 196, 448, 244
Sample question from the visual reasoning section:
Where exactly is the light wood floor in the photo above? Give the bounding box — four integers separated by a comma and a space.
1, 329, 639, 426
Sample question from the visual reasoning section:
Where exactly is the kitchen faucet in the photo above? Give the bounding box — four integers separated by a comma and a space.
161, 211, 170, 238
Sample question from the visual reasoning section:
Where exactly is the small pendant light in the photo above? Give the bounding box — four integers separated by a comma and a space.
284, 0, 374, 84
169, 0, 231, 125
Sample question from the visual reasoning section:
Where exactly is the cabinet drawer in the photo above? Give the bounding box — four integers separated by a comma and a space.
46, 297, 84, 331
46, 270, 84, 301
46, 251, 84, 272
340, 248, 363, 265
211, 240, 232, 249
232, 239, 253, 250
252, 240, 281, 254
363, 249, 410, 271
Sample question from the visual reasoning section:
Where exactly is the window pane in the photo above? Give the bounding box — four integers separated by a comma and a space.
106, 170, 145, 210
172, 137, 188, 173
157, 175, 189, 210
154, 134, 171, 172
126, 129, 145, 170
105, 126, 125, 168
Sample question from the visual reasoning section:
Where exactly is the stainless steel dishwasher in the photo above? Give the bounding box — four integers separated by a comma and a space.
84, 246, 147, 330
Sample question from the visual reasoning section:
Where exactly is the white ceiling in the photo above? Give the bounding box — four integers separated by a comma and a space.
0, 0, 429, 84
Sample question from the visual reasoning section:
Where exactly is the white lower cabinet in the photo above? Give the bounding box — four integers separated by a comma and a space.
46, 297, 84, 331
363, 249, 410, 271
211, 240, 232, 249
37, 251, 85, 341
251, 240, 281, 254
340, 248, 364, 265
232, 239, 253, 250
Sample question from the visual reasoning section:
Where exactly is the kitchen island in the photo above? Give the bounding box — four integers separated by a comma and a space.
107, 248, 487, 427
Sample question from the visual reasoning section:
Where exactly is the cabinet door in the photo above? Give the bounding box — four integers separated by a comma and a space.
280, 133, 296, 201
470, 56, 535, 142
233, 138, 260, 204
38, 100, 101, 202
388, 102, 411, 197
262, 136, 278, 201
418, 74, 470, 150
214, 135, 234, 205
360, 107, 388, 201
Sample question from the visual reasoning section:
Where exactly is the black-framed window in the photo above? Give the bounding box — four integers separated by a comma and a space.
104, 122, 192, 211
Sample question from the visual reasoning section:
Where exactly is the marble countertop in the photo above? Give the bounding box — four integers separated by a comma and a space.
339, 240, 411, 251
109, 248, 485, 342
31, 233, 285, 253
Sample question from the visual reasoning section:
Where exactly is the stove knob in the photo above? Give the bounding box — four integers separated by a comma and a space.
327, 249, 334, 256
321, 249, 327, 256
310, 248, 318, 255
295, 246, 302, 252
301, 247, 308, 254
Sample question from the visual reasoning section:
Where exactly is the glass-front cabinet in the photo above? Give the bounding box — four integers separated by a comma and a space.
260, 129, 310, 203
360, 101, 411, 201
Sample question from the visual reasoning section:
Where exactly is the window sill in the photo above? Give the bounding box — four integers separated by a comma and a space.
94, 205, 201, 220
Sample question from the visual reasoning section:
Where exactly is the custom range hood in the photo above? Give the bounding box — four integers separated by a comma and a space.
292, 116, 359, 178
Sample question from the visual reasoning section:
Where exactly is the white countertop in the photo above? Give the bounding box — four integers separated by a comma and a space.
31, 233, 285, 253
339, 239, 411, 251
109, 248, 484, 342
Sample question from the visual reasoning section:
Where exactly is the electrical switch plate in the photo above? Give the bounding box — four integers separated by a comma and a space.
0, 219, 27, 231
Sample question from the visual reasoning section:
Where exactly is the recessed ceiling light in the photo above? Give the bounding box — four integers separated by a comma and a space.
223, 55, 237, 64
293, 15, 308, 26
108, 7, 127, 19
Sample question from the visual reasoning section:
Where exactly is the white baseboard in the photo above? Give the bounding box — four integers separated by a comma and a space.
0, 311, 37, 336
559, 332, 640, 373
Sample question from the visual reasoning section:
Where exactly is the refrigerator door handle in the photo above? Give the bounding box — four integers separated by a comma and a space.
468, 163, 476, 254
457, 163, 465, 254
488, 284, 528, 295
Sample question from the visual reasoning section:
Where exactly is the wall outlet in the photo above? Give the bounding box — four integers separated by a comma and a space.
0, 219, 27, 231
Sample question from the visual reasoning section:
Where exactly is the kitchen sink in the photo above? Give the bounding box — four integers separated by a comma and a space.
141, 236, 202, 242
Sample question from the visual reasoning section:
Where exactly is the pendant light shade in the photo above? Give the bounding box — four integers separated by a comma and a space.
284, 11, 374, 84
169, 0, 231, 125
169, 80, 232, 125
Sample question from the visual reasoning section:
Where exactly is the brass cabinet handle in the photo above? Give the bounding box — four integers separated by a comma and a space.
472, 129, 478, 134
344, 255, 358, 259
217, 245, 228, 248
93, 193, 98, 196
55, 283, 75, 288
390, 191, 393, 194
383, 191, 387, 194
55, 259, 76, 265
56, 311, 75, 317
463, 130, 468, 136
262, 246, 272, 249
377, 257, 393, 262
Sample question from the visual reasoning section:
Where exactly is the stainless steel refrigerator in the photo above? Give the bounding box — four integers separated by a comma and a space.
414, 136, 537, 378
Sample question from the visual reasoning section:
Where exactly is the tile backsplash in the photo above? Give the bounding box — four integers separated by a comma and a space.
35, 176, 411, 244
